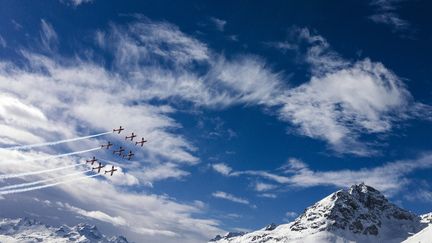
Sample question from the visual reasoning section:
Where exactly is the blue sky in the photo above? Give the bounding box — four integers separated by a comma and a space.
0, 0, 431, 242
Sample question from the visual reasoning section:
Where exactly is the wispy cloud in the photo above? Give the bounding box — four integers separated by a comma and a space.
211, 163, 232, 176
0, 18, 224, 242
283, 211, 298, 222
258, 193, 277, 199
264, 41, 298, 53
212, 191, 250, 205
60, 0, 93, 7
64, 203, 128, 226
369, 0, 410, 33
253, 182, 277, 192
405, 188, 432, 203
100, 21, 430, 155
209, 17, 227, 32
0, 35, 6, 48
40, 19, 58, 51
272, 28, 428, 155
213, 154, 432, 196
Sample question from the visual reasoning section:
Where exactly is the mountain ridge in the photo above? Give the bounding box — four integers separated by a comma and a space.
210, 183, 430, 243
0, 217, 129, 243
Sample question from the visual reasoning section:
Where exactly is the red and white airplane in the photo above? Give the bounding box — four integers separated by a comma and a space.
113, 146, 125, 155
86, 156, 97, 165
125, 132, 137, 141
101, 141, 113, 149
92, 163, 105, 173
123, 150, 135, 160
135, 137, 147, 147
113, 126, 124, 134
104, 166, 118, 176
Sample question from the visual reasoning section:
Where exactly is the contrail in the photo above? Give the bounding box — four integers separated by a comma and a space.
0, 163, 88, 180
3, 131, 111, 150
0, 170, 92, 191
24, 147, 100, 162
0, 173, 101, 195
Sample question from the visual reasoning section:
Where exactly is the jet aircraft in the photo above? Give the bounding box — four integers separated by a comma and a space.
123, 150, 135, 160
135, 138, 147, 147
92, 163, 105, 173
104, 165, 118, 176
125, 132, 137, 141
113, 146, 125, 155
101, 141, 113, 149
86, 156, 97, 165
113, 126, 124, 134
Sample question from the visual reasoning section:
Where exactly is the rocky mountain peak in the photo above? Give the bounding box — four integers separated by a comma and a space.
209, 184, 429, 243
0, 217, 129, 243
290, 184, 420, 237
209, 231, 246, 242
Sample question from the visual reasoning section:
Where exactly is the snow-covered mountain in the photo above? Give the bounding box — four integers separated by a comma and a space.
0, 217, 129, 243
210, 183, 430, 243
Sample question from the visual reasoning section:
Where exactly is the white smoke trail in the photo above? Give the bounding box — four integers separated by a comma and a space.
0, 163, 87, 180
24, 147, 100, 162
3, 131, 111, 150
0, 173, 101, 195
0, 170, 92, 191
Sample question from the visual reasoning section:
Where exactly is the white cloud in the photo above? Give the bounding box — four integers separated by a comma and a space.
369, 12, 409, 30
405, 189, 432, 203
258, 193, 277, 199
61, 0, 93, 7
254, 182, 276, 192
222, 154, 432, 196
280, 59, 412, 155
209, 17, 227, 32
40, 19, 58, 51
64, 203, 128, 226
369, 0, 410, 32
0, 35, 6, 48
232, 170, 290, 184
264, 41, 298, 53
98, 21, 429, 155
283, 211, 298, 222
0, 21, 221, 241
270, 28, 427, 155
212, 191, 249, 205
132, 163, 190, 186
103, 18, 209, 68
211, 163, 232, 176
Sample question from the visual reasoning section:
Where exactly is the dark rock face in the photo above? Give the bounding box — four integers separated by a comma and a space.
210, 232, 246, 242
209, 183, 429, 243
0, 217, 129, 243
290, 183, 420, 236
264, 223, 277, 231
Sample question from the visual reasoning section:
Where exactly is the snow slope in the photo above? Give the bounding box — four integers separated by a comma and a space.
0, 217, 129, 243
210, 183, 429, 243
402, 213, 432, 243
402, 224, 432, 243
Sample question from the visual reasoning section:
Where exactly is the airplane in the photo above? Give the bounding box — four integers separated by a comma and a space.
101, 141, 113, 149
123, 150, 135, 160
85, 156, 97, 165
135, 137, 147, 147
125, 132, 137, 141
92, 162, 105, 173
113, 146, 125, 155
113, 126, 124, 134
104, 165, 118, 176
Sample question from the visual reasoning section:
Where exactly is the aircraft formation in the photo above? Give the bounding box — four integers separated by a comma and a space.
0, 125, 147, 196
88, 126, 147, 176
